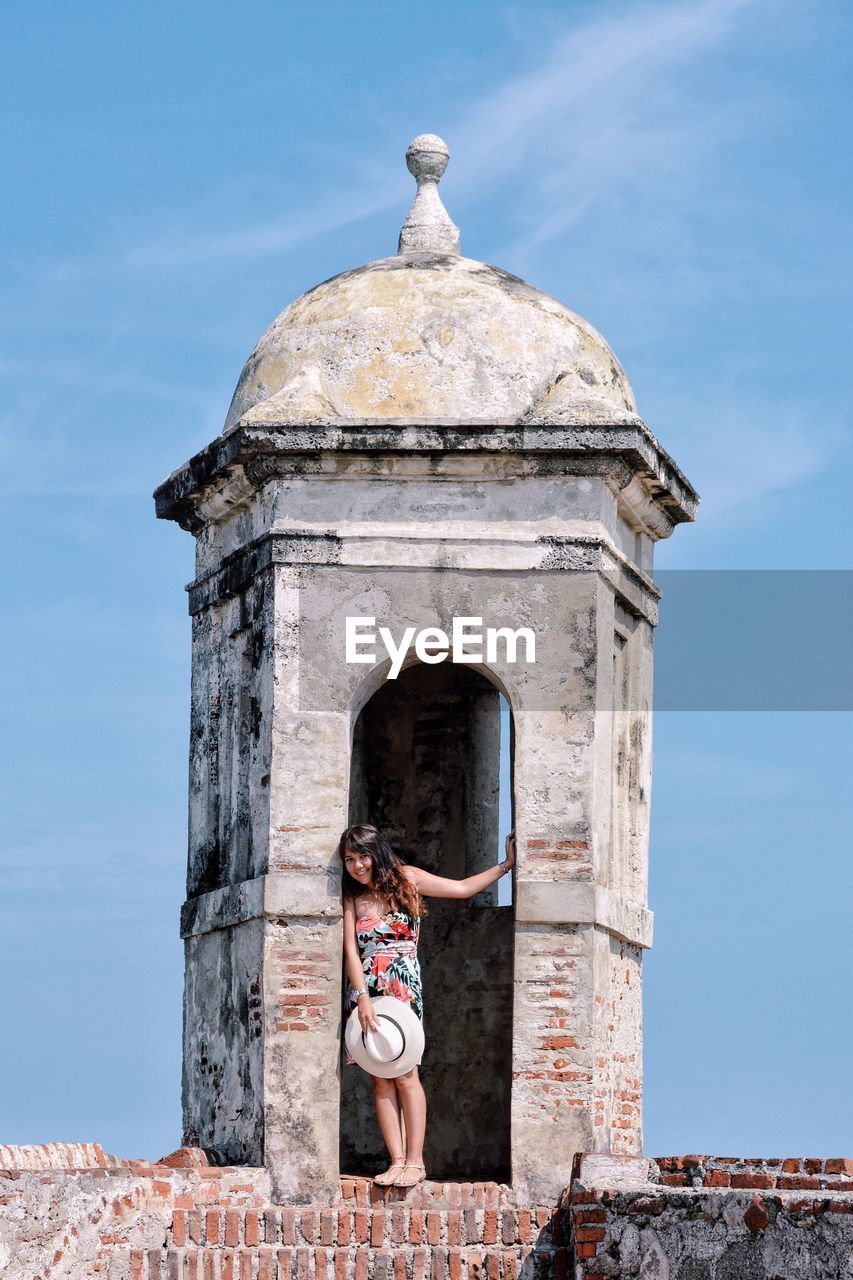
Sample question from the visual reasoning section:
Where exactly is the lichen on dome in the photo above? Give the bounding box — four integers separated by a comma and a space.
223, 137, 639, 433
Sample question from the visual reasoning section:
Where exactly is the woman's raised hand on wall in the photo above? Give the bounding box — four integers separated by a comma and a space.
503, 831, 516, 871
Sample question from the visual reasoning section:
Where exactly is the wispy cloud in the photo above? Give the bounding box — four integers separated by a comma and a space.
0, 357, 213, 408
123, 185, 404, 268
18, 0, 757, 277
679, 414, 831, 521
455, 0, 753, 175
655, 746, 796, 797
450, 0, 760, 268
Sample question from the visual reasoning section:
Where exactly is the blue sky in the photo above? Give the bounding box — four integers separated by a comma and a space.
1, 0, 850, 1163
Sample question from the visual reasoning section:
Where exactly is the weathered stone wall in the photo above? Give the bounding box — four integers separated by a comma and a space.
181, 919, 265, 1165
512, 923, 595, 1193
190, 464, 642, 580
0, 1145, 565, 1279
600, 596, 654, 906
590, 934, 643, 1154
170, 427, 672, 1203
565, 1153, 853, 1279
264, 918, 342, 1205
187, 574, 274, 896
0, 1145, 272, 1280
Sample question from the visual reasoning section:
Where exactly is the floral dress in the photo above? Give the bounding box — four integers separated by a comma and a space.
344, 909, 423, 1067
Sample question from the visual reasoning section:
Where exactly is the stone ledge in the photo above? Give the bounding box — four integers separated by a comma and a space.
515, 882, 654, 949
180, 874, 340, 938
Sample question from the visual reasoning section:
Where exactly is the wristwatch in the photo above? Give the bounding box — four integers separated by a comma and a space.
352, 987, 368, 1000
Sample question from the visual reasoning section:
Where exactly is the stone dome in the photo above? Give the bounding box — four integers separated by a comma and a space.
223, 136, 638, 433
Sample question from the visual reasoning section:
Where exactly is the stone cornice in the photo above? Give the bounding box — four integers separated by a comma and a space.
154, 421, 698, 536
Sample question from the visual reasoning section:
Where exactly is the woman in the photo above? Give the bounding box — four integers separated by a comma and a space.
339, 823, 516, 1188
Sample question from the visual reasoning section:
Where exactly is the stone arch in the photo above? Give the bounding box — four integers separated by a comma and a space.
339, 659, 515, 1181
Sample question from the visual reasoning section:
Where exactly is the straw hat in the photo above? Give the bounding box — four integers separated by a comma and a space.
345, 995, 424, 1078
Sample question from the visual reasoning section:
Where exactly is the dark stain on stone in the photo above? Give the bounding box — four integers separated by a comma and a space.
676, 1261, 712, 1280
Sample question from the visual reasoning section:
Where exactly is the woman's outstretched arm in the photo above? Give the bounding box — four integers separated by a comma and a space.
403, 833, 515, 900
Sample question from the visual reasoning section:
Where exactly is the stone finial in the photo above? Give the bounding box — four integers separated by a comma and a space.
398, 134, 460, 256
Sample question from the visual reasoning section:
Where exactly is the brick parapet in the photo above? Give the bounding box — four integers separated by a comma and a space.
6, 1147, 853, 1278
0, 1158, 562, 1280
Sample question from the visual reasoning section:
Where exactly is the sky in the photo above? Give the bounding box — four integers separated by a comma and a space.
1, 0, 851, 1163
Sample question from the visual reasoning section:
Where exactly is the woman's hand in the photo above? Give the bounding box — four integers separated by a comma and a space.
503, 831, 516, 872
357, 993, 380, 1034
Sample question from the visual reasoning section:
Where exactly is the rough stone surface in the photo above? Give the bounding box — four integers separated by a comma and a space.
222, 254, 639, 432
0, 1150, 271, 1280
565, 1153, 853, 1278
166, 452, 680, 1204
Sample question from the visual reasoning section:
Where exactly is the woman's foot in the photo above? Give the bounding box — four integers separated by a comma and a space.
392, 1162, 426, 1188
373, 1157, 406, 1186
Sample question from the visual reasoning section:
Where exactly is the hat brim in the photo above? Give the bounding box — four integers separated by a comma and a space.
345, 995, 424, 1078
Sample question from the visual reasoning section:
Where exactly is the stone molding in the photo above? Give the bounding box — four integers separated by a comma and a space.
154, 421, 698, 535
180, 874, 652, 948
515, 881, 653, 949
184, 526, 659, 619
180, 872, 340, 938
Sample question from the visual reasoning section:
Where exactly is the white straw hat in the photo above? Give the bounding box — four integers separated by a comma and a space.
345, 995, 424, 1078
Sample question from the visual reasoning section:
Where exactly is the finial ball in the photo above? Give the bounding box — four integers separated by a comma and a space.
406, 134, 450, 182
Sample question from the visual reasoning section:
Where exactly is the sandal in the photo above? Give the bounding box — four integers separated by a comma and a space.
373, 1157, 406, 1186
392, 1162, 426, 1188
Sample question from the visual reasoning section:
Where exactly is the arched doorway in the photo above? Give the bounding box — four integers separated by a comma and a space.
340, 661, 515, 1181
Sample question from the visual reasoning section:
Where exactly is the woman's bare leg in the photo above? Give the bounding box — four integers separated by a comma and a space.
372, 1075, 406, 1178
393, 1067, 427, 1184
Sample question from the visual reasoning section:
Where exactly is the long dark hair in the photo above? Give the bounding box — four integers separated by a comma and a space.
338, 824, 426, 919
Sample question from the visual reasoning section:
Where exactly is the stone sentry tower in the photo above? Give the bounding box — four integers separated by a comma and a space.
155, 135, 697, 1206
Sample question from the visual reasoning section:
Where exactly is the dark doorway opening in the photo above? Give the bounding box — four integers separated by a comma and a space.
340, 661, 514, 1182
